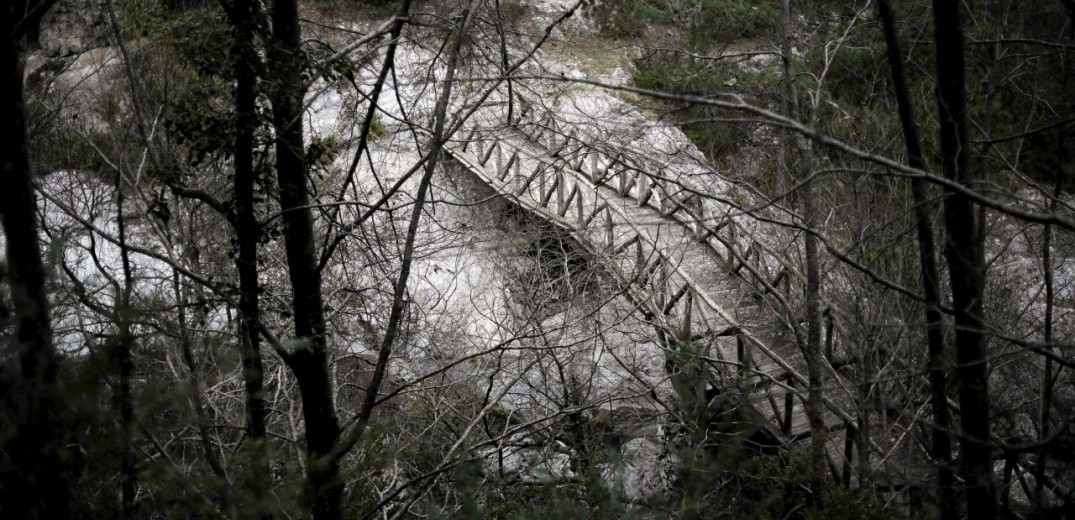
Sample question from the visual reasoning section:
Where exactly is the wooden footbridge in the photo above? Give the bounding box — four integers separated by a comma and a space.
442, 97, 913, 486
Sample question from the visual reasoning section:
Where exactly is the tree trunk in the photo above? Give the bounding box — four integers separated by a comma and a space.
781, 0, 827, 504
1035, 130, 1065, 507
0, 3, 70, 516
266, 1, 342, 518
113, 171, 138, 518
1036, 18, 1071, 505
875, 1, 956, 517
231, 0, 271, 513
931, 2, 996, 519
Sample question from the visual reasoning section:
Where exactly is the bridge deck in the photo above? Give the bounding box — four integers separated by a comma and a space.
443, 110, 881, 481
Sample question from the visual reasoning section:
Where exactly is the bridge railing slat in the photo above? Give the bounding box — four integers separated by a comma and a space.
575, 184, 585, 228
499, 151, 517, 181
540, 170, 557, 208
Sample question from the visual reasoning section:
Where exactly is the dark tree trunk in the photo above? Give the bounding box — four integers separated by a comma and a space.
781, 0, 827, 504
1036, 120, 1065, 508
231, 0, 271, 513
931, 2, 996, 519
876, 1, 956, 518
1037, 19, 1071, 502
113, 174, 137, 518
266, 0, 342, 518
0, 1, 70, 516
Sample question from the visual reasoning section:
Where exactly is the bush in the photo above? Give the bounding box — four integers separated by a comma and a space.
588, 0, 678, 40
688, 0, 781, 46
498, 0, 530, 27
592, 0, 780, 46
804, 44, 886, 109
369, 112, 388, 141
631, 53, 777, 164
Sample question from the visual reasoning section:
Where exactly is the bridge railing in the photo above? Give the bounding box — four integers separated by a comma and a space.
441, 94, 893, 484
448, 108, 857, 433
520, 105, 804, 298
440, 84, 928, 483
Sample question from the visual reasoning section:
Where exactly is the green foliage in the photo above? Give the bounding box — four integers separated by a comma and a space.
804, 486, 896, 520
682, 122, 739, 162
631, 52, 780, 165
589, 0, 670, 39
805, 45, 886, 109
479, 485, 623, 520
153, 10, 237, 165
32, 124, 115, 176
1020, 128, 1075, 190
474, 461, 631, 520
114, 0, 166, 40
92, 2, 240, 167
332, 89, 390, 145
687, 0, 781, 46
307, 134, 343, 172
165, 83, 236, 165
592, 0, 780, 46
498, 0, 531, 27
697, 433, 905, 520
368, 112, 388, 142
313, 0, 397, 19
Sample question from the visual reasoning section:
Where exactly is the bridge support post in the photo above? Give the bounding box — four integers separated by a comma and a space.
635, 239, 644, 278
538, 166, 547, 202
694, 196, 707, 240
1001, 450, 1018, 511
681, 291, 693, 340
605, 210, 614, 246
512, 156, 523, 192
782, 380, 794, 436
825, 309, 835, 361
657, 266, 669, 311
575, 187, 584, 228
736, 336, 749, 385
842, 422, 856, 487
638, 174, 652, 206
557, 171, 565, 210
